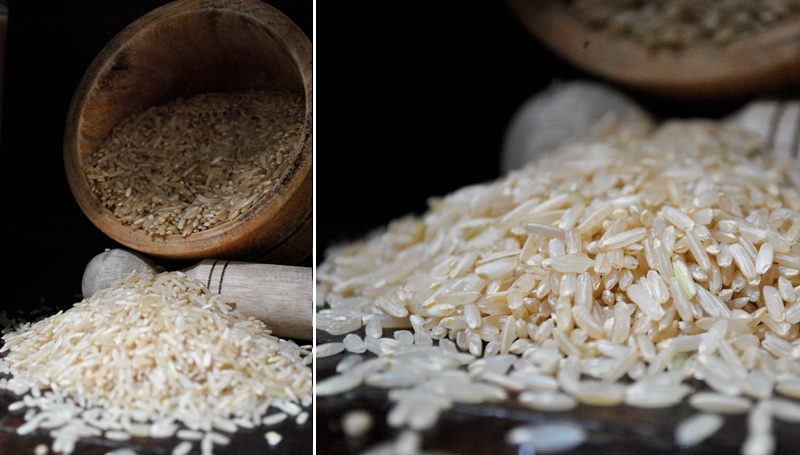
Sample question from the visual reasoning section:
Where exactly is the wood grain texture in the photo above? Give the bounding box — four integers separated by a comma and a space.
64, 0, 312, 264
184, 259, 312, 340
505, 0, 800, 100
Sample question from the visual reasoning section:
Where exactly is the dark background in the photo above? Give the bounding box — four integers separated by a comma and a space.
314, 0, 766, 265
0, 0, 311, 313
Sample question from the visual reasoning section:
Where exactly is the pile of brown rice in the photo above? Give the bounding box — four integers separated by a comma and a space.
565, 0, 800, 48
0, 271, 312, 454
86, 90, 304, 237
317, 119, 800, 454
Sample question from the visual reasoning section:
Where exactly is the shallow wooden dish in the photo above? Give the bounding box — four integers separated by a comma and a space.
64, 0, 312, 264
506, 0, 800, 100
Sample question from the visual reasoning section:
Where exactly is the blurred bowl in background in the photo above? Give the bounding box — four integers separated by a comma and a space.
506, 0, 800, 100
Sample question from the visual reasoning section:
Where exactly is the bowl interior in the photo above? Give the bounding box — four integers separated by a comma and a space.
78, 9, 306, 164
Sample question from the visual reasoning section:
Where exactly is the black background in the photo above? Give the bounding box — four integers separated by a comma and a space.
313, 0, 760, 266
0, 0, 311, 313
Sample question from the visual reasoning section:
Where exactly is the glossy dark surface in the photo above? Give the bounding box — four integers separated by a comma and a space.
0, 391, 312, 455
316, 328, 800, 455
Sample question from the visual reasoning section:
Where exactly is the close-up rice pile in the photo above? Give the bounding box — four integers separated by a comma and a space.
0, 271, 312, 454
85, 90, 304, 237
316, 119, 800, 454
564, 0, 800, 48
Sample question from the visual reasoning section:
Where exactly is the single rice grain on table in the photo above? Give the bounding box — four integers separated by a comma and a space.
317, 119, 800, 454
0, 270, 312, 455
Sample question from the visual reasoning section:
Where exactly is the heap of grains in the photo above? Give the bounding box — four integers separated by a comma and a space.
316, 119, 800, 454
0, 271, 312, 454
85, 90, 305, 237
565, 0, 800, 48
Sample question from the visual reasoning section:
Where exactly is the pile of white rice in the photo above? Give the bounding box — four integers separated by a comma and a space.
0, 271, 312, 454
317, 119, 800, 454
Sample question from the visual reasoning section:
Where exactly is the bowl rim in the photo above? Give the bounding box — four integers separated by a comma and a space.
506, 0, 800, 99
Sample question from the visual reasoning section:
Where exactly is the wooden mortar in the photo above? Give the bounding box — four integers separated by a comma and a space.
64, 0, 312, 264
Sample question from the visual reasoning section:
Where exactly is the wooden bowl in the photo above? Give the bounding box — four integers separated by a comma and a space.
64, 0, 312, 264
506, 0, 800, 100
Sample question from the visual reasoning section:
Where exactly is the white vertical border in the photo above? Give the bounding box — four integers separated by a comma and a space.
311, 1, 317, 454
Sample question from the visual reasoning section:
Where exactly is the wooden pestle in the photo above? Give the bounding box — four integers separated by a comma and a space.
82, 249, 312, 340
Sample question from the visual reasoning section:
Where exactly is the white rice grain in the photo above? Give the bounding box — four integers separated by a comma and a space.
172, 441, 193, 455
675, 413, 724, 447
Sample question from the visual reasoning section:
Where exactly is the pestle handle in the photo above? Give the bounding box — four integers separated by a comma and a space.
82, 249, 312, 340
182, 259, 312, 341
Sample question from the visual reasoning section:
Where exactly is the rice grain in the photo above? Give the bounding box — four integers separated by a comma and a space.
0, 271, 311, 454
87, 91, 304, 237
316, 119, 800, 455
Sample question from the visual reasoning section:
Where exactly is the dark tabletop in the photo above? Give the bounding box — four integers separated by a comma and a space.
316, 328, 800, 455
0, 391, 312, 455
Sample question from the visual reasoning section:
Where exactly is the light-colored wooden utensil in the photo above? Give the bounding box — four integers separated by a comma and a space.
64, 0, 312, 264
83, 249, 312, 340
505, 0, 800, 100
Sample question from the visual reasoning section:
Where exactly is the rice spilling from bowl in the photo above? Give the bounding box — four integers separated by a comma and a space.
85, 90, 305, 237
317, 119, 800, 454
0, 271, 312, 454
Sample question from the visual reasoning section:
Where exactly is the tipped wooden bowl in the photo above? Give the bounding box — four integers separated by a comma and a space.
506, 0, 800, 100
64, 0, 312, 264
